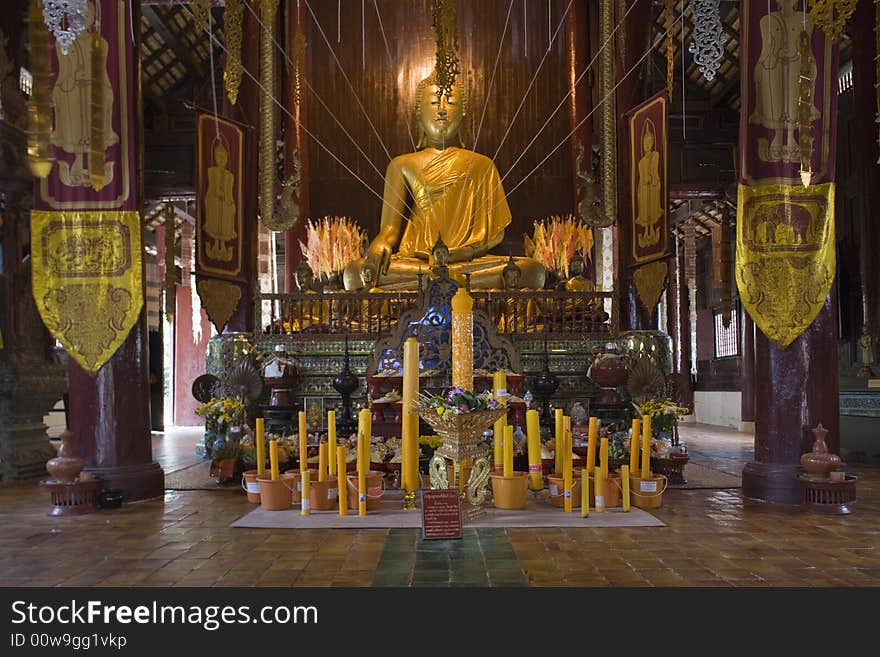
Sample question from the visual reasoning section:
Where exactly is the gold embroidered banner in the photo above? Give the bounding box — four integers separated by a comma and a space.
736, 183, 835, 348
31, 210, 143, 375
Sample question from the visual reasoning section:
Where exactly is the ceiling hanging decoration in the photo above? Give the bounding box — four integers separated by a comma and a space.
687, 0, 724, 82
27, 0, 53, 178
809, 0, 857, 42
876, 0, 880, 163
223, 0, 243, 105
797, 29, 816, 187
431, 0, 460, 98
292, 22, 307, 106
164, 204, 177, 324
665, 0, 674, 101
191, 0, 212, 34
41, 0, 88, 56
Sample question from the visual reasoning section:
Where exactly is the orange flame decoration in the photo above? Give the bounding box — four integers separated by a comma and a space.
298, 216, 367, 280
525, 214, 594, 279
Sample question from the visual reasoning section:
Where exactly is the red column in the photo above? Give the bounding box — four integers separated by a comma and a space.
740, 308, 755, 423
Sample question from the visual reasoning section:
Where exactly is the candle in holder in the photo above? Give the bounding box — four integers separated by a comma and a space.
621, 465, 631, 512
402, 337, 420, 494
328, 411, 337, 476
554, 408, 564, 475
629, 419, 640, 475
503, 425, 514, 478
269, 439, 279, 481
358, 467, 367, 516
493, 370, 507, 395
358, 408, 371, 473
493, 417, 505, 471
300, 470, 310, 515
594, 467, 605, 512
298, 411, 308, 474
318, 442, 327, 482
451, 288, 474, 392
356, 431, 365, 475
599, 437, 609, 482
587, 416, 598, 474
255, 417, 266, 477
563, 431, 573, 513
581, 468, 589, 517
641, 414, 652, 479
336, 446, 348, 516
526, 409, 542, 490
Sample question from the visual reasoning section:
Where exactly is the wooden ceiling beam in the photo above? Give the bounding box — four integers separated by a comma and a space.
142, 5, 205, 80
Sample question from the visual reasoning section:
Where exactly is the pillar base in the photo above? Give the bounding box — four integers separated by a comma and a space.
84, 461, 165, 502
741, 461, 803, 505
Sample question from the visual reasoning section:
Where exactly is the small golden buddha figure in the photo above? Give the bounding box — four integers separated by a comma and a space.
343, 72, 545, 291
563, 252, 598, 312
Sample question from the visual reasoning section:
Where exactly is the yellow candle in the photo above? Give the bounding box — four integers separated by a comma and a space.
357, 408, 371, 473
621, 465, 631, 512
318, 442, 327, 482
300, 470, 310, 515
599, 437, 609, 482
269, 439, 279, 481
298, 411, 308, 474
641, 414, 652, 479
563, 431, 573, 513
336, 446, 348, 516
402, 338, 420, 494
586, 416, 598, 474
503, 425, 514, 478
526, 409, 542, 491
595, 468, 605, 512
356, 431, 365, 475
328, 411, 337, 476
630, 419, 640, 475
580, 468, 590, 517
358, 467, 367, 516
493, 417, 505, 470
255, 417, 266, 477
493, 369, 507, 395
451, 288, 474, 391
554, 408, 564, 474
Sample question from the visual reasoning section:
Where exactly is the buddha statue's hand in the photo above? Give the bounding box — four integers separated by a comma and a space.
363, 244, 390, 286
447, 245, 480, 264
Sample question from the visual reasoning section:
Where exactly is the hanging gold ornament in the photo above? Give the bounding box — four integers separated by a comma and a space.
720, 204, 732, 328
89, 30, 107, 191
164, 205, 177, 324
875, 0, 880, 162
431, 0, 460, 98
26, 0, 52, 179
809, 0, 857, 42
292, 23, 307, 107
223, 0, 243, 105
192, 0, 212, 34
665, 0, 674, 102
797, 30, 816, 187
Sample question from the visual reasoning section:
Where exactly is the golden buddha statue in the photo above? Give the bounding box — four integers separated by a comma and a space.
343, 72, 545, 291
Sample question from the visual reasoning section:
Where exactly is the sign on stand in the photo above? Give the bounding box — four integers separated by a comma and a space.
421, 490, 462, 540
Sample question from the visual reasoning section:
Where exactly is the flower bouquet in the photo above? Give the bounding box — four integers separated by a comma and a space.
196, 396, 247, 459
414, 387, 507, 462
639, 398, 689, 446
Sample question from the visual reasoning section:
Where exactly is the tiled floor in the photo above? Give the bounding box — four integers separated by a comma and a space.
1, 424, 877, 587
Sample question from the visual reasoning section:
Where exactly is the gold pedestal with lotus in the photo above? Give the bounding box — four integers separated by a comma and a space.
416, 403, 506, 521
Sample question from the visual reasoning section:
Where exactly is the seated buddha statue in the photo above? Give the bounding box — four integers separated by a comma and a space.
342, 72, 545, 291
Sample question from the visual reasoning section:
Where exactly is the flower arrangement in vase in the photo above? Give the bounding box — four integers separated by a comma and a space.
298, 216, 366, 286
639, 398, 690, 446
523, 214, 594, 280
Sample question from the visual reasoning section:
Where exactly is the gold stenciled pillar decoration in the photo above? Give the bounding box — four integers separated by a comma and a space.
89, 30, 107, 191
720, 203, 732, 328
451, 287, 474, 392
164, 204, 176, 324
26, 0, 52, 178
291, 21, 306, 106
223, 0, 243, 105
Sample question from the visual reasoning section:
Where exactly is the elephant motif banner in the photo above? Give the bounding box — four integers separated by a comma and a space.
736, 0, 839, 348
31, 210, 143, 375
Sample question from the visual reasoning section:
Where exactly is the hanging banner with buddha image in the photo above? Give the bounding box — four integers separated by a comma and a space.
195, 112, 247, 332
736, 0, 839, 348
627, 91, 669, 315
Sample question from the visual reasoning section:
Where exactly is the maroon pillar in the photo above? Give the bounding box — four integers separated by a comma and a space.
614, 0, 654, 330
852, 0, 880, 337
283, 1, 310, 291
743, 289, 840, 504
740, 307, 755, 423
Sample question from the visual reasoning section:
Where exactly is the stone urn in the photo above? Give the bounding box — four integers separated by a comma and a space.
588, 342, 629, 404
800, 423, 842, 478
46, 430, 85, 483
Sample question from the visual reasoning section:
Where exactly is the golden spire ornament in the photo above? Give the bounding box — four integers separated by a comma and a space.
665, 0, 674, 102
809, 0, 857, 42
431, 0, 460, 98
223, 0, 243, 105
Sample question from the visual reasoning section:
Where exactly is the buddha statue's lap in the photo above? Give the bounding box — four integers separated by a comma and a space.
342, 72, 545, 292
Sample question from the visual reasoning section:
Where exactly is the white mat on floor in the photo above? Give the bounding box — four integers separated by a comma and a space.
231, 491, 665, 529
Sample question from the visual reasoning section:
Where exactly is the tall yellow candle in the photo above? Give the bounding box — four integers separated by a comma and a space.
358, 467, 367, 516
554, 408, 564, 474
328, 411, 337, 476
629, 419, 641, 475
300, 470, 310, 515
621, 465, 631, 512
269, 439, 279, 481
641, 414, 652, 479
580, 468, 590, 517
493, 369, 507, 395
503, 425, 514, 478
450, 288, 474, 392
586, 416, 598, 474
357, 408, 371, 474
493, 417, 505, 470
298, 411, 308, 474
356, 431, 365, 475
318, 442, 327, 482
563, 431, 573, 513
336, 446, 348, 516
406, 413, 420, 494
599, 437, 609, 482
255, 417, 266, 477
526, 409, 542, 491
594, 467, 605, 512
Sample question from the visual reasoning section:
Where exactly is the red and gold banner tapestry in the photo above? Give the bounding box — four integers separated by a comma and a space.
31, 0, 142, 375
736, 0, 839, 348
195, 112, 246, 332
628, 91, 669, 315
